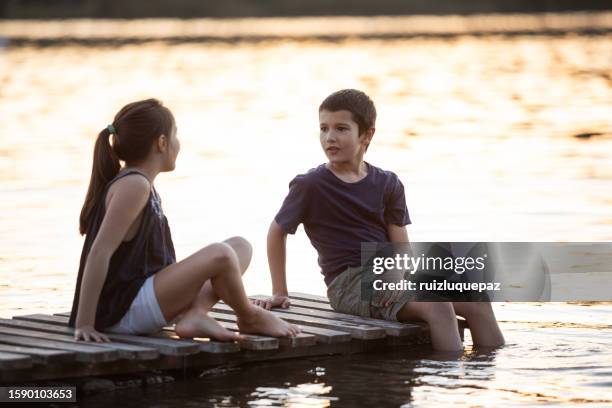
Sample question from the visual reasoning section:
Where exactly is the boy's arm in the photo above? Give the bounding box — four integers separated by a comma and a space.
374, 224, 411, 307
387, 223, 409, 243
252, 220, 291, 309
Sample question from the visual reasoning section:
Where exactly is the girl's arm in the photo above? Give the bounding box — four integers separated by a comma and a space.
74, 174, 151, 341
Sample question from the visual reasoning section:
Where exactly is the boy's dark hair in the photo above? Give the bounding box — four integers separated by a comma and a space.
319, 89, 376, 135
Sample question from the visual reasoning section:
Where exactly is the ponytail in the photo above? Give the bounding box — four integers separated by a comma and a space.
78, 98, 174, 235
79, 127, 121, 235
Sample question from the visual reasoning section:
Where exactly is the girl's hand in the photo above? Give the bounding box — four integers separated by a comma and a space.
251, 294, 291, 310
74, 325, 111, 342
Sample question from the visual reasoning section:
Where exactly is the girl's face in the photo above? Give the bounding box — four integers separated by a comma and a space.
165, 123, 180, 171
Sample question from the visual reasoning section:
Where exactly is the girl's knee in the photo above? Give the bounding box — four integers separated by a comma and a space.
224, 236, 252, 256
223, 236, 252, 273
224, 235, 251, 248
199, 242, 237, 271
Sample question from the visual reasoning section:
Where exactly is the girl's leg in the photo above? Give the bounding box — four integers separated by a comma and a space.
154, 238, 299, 339
396, 301, 463, 352
191, 236, 252, 313
452, 302, 505, 348
174, 237, 252, 340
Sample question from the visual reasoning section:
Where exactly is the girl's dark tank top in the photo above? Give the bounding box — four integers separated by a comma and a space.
68, 169, 176, 331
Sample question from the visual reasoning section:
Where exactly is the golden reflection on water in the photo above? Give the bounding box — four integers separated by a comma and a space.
0, 28, 611, 319
1, 13, 611, 39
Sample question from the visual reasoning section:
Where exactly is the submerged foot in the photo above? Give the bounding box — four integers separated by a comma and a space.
236, 306, 301, 337
175, 311, 241, 342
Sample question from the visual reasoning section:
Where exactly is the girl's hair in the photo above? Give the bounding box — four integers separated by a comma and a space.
79, 98, 174, 235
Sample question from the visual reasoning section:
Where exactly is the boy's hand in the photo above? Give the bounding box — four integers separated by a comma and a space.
251, 294, 291, 310
375, 288, 404, 308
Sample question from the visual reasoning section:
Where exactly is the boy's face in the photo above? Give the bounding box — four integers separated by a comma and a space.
319, 109, 373, 164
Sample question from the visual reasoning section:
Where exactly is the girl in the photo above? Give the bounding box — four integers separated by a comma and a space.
69, 98, 300, 342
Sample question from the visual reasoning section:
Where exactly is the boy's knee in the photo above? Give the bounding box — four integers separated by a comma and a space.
415, 301, 456, 323
454, 302, 492, 319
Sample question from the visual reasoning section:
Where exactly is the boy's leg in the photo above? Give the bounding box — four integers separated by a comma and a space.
326, 266, 370, 317
396, 301, 463, 352
452, 302, 505, 348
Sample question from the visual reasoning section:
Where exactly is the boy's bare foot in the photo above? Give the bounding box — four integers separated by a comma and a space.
175, 310, 241, 342
236, 306, 301, 337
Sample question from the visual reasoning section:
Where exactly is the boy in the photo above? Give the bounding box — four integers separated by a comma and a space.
255, 89, 504, 351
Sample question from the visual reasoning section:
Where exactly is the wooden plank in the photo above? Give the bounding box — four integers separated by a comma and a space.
288, 293, 469, 332
61, 311, 324, 347
0, 351, 32, 370
220, 320, 317, 348
157, 329, 278, 351
206, 311, 352, 344
151, 331, 242, 353
12, 314, 200, 357
18, 313, 81, 325
289, 292, 331, 303
251, 295, 421, 337
55, 312, 242, 354
0, 333, 116, 363
0, 318, 158, 360
57, 310, 467, 331
175, 319, 316, 349
213, 303, 386, 340
0, 326, 124, 362
59, 311, 311, 350
266, 306, 419, 337
0, 343, 74, 365
211, 304, 386, 340
286, 297, 335, 311
57, 302, 469, 333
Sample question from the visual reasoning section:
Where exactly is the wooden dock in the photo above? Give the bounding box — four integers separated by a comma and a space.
0, 293, 466, 384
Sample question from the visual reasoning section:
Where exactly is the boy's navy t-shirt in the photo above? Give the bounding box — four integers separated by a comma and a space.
274, 162, 411, 286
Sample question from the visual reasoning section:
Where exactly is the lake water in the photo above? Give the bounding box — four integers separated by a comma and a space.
0, 15, 611, 407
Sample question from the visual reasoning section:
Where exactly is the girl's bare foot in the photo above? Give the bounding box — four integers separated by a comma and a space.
236, 306, 301, 337
175, 310, 241, 342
